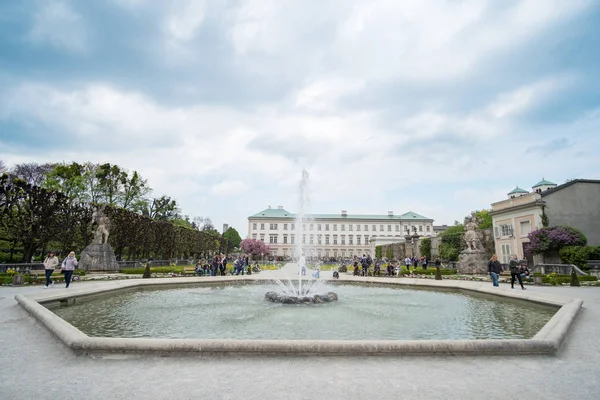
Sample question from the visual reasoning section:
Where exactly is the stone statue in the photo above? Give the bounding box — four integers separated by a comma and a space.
457, 211, 487, 274
464, 213, 482, 252
79, 206, 118, 272
91, 207, 110, 244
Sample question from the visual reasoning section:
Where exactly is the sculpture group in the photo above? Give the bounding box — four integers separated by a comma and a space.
79, 207, 119, 272
457, 212, 488, 274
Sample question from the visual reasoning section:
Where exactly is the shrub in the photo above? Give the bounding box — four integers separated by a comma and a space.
560, 246, 600, 269
526, 226, 587, 255
338, 264, 348, 273
375, 246, 382, 258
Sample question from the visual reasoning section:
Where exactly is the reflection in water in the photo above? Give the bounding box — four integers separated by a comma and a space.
50, 283, 556, 340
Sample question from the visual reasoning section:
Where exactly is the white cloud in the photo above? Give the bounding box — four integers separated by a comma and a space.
28, 1, 87, 53
211, 180, 249, 196
164, 0, 207, 41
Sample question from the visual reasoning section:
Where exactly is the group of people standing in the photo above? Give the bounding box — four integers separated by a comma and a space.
195, 254, 255, 276
487, 254, 529, 289
42, 251, 78, 288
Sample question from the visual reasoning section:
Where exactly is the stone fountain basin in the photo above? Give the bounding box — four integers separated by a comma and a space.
15, 276, 582, 357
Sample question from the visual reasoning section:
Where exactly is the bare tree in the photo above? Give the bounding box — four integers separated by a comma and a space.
10, 162, 55, 186
0, 160, 6, 173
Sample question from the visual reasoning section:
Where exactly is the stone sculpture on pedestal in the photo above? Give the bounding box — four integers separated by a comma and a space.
79, 207, 119, 272
457, 212, 488, 274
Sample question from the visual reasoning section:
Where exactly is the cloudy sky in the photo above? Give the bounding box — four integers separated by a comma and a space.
1, 0, 599, 234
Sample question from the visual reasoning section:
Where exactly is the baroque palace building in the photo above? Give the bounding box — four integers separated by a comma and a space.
247, 206, 434, 258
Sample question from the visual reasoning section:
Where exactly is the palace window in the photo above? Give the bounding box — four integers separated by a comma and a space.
341, 224, 345, 231
380, 225, 384, 231
252, 234, 257, 239
426, 226, 430, 232
309, 235, 314, 244
252, 223, 257, 230
364, 224, 368, 231
341, 235, 346, 245
291, 224, 295, 230
349, 225, 353, 231
333, 235, 338, 244
260, 223, 265, 230
356, 224, 360, 231
310, 224, 314, 231
395, 225, 400, 232
419, 226, 423, 232
260, 234, 265, 242
291, 235, 295, 244
325, 224, 329, 231
283, 235, 288, 244
270, 223, 278, 230
302, 235, 306, 244
372, 225, 376, 231
283, 223, 288, 230
325, 235, 330, 244
317, 235, 322, 245
269, 235, 278, 244
388, 225, 392, 231
317, 224, 322, 231
356, 236, 361, 245
333, 224, 337, 231
349, 235, 354, 245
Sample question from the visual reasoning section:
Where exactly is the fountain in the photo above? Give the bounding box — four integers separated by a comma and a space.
265, 169, 338, 304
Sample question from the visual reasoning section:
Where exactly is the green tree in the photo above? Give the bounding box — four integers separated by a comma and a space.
43, 162, 86, 201
142, 195, 179, 220
439, 224, 464, 261
223, 227, 242, 252
375, 245, 382, 258
120, 170, 152, 211
385, 246, 394, 259
474, 209, 492, 229
419, 237, 431, 259
96, 163, 127, 206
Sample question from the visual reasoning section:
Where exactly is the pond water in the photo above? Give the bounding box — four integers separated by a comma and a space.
49, 282, 556, 340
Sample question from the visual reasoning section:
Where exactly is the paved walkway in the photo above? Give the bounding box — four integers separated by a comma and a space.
1, 276, 599, 400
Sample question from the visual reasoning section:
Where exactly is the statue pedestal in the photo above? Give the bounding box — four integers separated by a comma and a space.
79, 243, 119, 272
457, 250, 488, 274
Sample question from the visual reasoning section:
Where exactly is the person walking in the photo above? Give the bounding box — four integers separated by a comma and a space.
508, 254, 526, 290
61, 251, 78, 288
487, 254, 502, 287
404, 256, 411, 273
43, 251, 59, 288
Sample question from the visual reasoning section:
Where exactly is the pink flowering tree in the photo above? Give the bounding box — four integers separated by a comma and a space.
240, 238, 270, 259
525, 226, 587, 255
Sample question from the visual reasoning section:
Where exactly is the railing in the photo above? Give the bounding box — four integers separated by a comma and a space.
0, 263, 45, 273
530, 264, 588, 276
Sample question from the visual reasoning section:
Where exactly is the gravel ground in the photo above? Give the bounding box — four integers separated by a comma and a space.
1, 280, 599, 400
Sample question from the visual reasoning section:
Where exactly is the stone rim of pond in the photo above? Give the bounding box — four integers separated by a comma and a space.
14, 276, 583, 357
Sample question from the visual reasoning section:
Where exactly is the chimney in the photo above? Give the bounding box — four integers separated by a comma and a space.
277, 205, 283, 210
388, 211, 394, 217
341, 210, 347, 217
268, 205, 271, 209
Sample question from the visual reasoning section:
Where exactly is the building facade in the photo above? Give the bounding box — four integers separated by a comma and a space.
247, 206, 434, 258
490, 179, 600, 264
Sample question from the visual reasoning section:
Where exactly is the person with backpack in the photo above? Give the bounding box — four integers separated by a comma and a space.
61, 251, 78, 288
361, 255, 369, 276
508, 255, 526, 290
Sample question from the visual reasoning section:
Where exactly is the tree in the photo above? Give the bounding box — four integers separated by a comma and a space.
375, 245, 382, 258
43, 162, 86, 201
10, 162, 55, 186
525, 226, 587, 255
120, 170, 152, 211
419, 237, 431, 259
438, 224, 464, 261
223, 227, 242, 252
240, 238, 270, 258
385, 246, 394, 259
142, 195, 179, 220
96, 163, 127, 206
474, 209, 492, 229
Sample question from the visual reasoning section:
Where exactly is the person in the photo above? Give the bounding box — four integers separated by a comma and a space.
373, 259, 381, 276
487, 254, 502, 287
519, 264, 530, 280
312, 266, 320, 279
43, 251, 59, 288
353, 257, 360, 276
195, 259, 203, 276
404, 257, 411, 273
508, 254, 526, 290
361, 255, 369, 277
210, 255, 219, 276
422, 256, 428, 270
61, 251, 78, 288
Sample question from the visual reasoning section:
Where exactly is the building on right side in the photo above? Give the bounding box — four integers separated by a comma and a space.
490, 179, 600, 265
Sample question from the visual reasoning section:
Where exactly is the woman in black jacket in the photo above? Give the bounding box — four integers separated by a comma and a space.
487, 254, 502, 287
508, 255, 526, 290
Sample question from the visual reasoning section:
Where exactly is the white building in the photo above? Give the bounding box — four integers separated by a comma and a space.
247, 206, 434, 258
